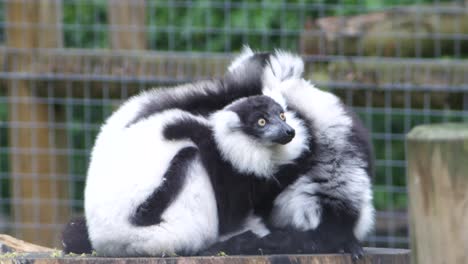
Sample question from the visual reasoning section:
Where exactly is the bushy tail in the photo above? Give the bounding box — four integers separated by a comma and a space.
61, 216, 93, 254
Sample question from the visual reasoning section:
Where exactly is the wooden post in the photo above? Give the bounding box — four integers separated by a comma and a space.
6, 0, 68, 247
406, 123, 468, 264
108, 0, 147, 50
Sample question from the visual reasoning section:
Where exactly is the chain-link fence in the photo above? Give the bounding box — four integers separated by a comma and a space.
0, 0, 467, 249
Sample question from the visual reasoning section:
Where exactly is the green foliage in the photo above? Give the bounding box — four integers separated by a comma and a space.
146, 0, 311, 51
63, 0, 108, 48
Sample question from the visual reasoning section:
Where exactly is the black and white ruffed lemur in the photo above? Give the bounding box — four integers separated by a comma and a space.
62, 47, 374, 260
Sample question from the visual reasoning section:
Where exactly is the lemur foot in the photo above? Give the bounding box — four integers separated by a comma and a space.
339, 239, 364, 261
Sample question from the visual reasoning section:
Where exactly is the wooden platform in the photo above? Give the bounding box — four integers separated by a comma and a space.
0, 248, 410, 264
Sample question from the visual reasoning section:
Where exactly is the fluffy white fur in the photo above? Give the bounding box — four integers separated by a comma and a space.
266, 49, 304, 82
353, 181, 375, 240
228, 46, 255, 73
85, 95, 218, 256
272, 78, 374, 238
210, 107, 309, 179
271, 177, 322, 231
247, 51, 375, 240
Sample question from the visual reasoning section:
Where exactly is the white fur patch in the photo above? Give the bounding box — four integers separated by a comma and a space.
268, 50, 304, 81
85, 104, 218, 256
354, 182, 375, 240
271, 177, 321, 231
219, 214, 270, 241
277, 79, 353, 149
262, 50, 303, 90
244, 214, 271, 237
261, 50, 303, 109
210, 108, 309, 179
210, 110, 273, 178
228, 46, 255, 73
262, 88, 287, 109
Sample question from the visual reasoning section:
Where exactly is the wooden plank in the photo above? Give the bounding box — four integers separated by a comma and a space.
0, 234, 53, 253
108, 0, 147, 50
406, 124, 468, 264
0, 248, 410, 264
6, 0, 69, 247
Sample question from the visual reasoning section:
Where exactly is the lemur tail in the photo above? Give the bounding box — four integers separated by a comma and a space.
163, 119, 212, 145
61, 216, 93, 254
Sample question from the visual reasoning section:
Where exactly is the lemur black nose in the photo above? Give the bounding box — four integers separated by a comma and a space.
287, 128, 295, 137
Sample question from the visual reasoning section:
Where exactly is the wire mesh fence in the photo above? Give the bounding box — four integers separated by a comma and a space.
0, 0, 467, 249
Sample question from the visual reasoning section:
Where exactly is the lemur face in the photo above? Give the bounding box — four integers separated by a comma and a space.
228, 96, 295, 145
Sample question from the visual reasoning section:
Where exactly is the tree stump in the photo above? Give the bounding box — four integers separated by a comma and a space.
406, 123, 468, 264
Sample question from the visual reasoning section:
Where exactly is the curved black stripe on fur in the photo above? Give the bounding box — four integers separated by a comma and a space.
163, 119, 255, 235
128, 53, 271, 126
130, 147, 198, 226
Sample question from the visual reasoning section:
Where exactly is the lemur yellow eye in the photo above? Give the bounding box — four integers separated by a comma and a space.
258, 118, 266, 126
280, 113, 286, 121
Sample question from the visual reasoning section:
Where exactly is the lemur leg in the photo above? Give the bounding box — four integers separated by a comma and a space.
200, 200, 364, 260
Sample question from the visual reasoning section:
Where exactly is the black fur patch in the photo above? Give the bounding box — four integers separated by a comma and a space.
344, 105, 374, 179
61, 216, 93, 254
130, 147, 198, 226
206, 198, 362, 258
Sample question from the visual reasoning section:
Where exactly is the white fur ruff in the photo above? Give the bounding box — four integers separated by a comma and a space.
210, 109, 309, 179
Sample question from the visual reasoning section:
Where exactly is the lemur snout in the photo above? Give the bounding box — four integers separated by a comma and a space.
274, 125, 295, 145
